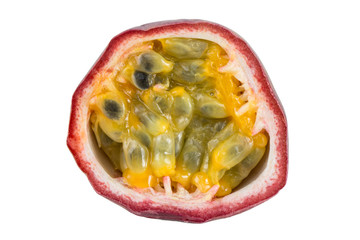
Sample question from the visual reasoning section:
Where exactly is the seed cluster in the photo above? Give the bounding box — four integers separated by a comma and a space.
90, 38, 268, 197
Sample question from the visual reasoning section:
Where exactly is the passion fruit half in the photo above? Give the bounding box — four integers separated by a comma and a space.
67, 20, 288, 223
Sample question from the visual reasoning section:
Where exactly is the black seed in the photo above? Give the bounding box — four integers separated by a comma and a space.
174, 97, 190, 115
98, 127, 114, 146
138, 132, 151, 148
139, 54, 154, 72
241, 156, 253, 168
134, 70, 150, 90
172, 60, 205, 84
104, 99, 122, 120
181, 139, 204, 173
200, 105, 216, 115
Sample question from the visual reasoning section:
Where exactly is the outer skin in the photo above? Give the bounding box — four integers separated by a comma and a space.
67, 20, 288, 223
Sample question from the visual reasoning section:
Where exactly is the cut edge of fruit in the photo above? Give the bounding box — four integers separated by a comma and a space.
67, 20, 288, 222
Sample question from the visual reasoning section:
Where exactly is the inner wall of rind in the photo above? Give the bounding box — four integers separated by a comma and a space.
88, 37, 270, 196
234, 137, 270, 191
88, 125, 121, 178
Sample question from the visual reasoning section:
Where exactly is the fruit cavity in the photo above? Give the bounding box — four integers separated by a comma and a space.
89, 38, 268, 198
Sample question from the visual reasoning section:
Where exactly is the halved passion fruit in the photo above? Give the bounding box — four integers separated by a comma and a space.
67, 20, 288, 223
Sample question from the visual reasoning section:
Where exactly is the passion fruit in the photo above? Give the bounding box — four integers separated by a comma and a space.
67, 20, 288, 223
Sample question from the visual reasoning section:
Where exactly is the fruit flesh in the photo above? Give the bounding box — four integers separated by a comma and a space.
89, 38, 268, 197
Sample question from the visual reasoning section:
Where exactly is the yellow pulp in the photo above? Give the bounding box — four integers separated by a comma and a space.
90, 38, 268, 196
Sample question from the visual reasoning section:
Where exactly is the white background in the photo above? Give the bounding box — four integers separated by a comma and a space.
1, 0, 359, 239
